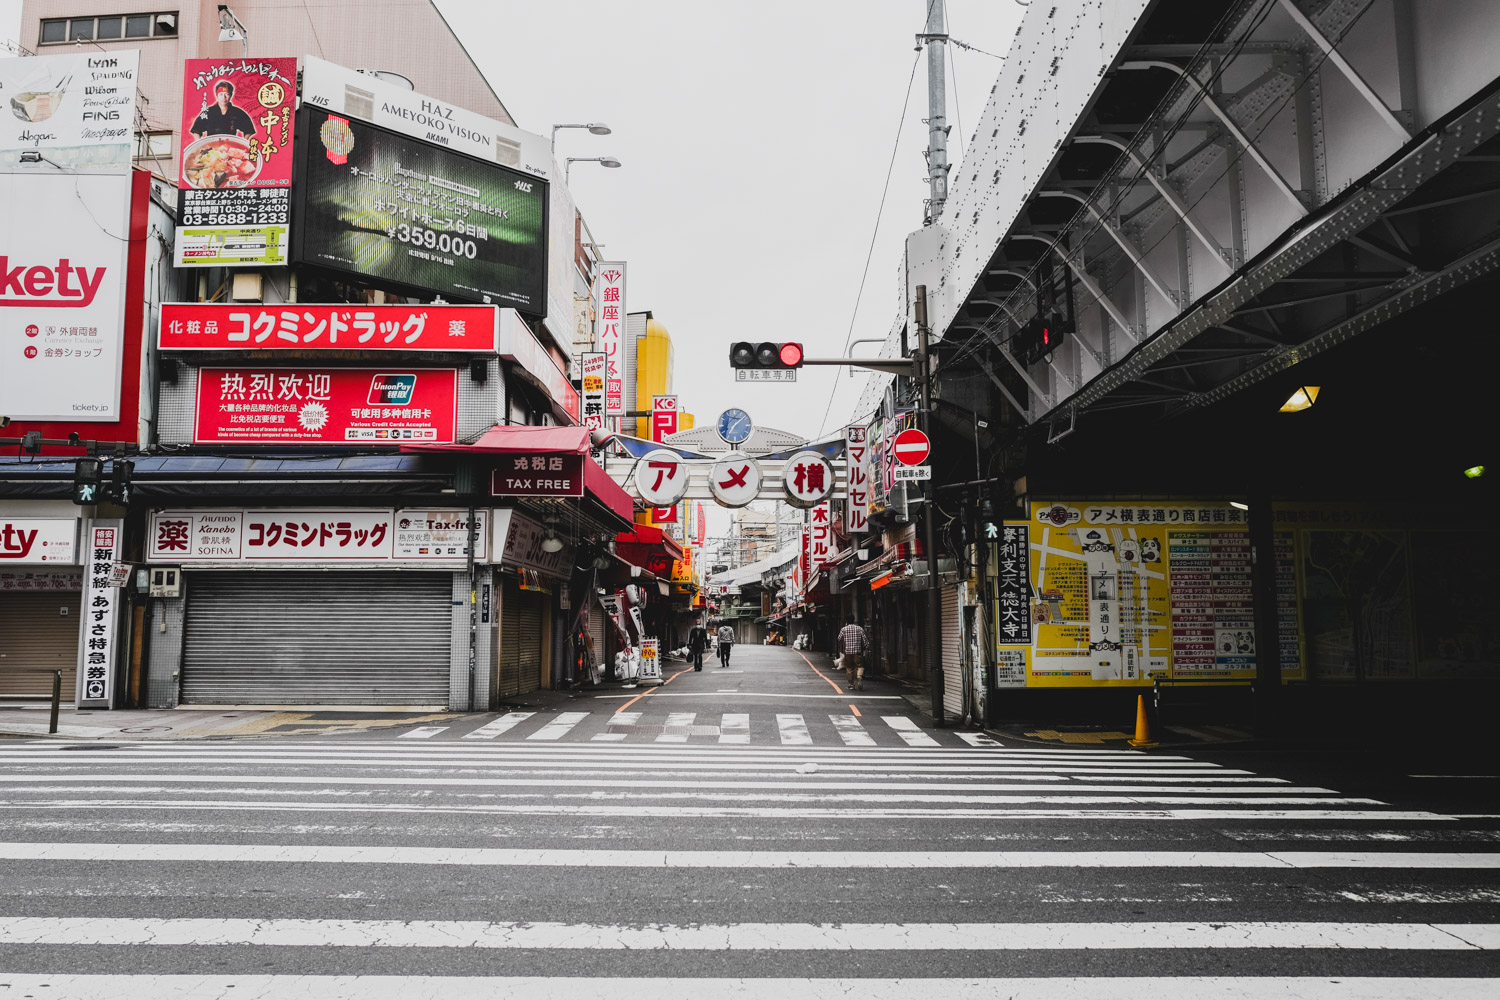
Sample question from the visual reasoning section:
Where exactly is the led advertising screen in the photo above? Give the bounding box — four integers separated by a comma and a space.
293, 108, 548, 313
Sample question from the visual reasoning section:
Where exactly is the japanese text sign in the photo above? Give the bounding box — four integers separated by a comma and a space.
491, 509, 572, 577
595, 263, 626, 415
194, 367, 458, 445
147, 509, 486, 563
995, 523, 1033, 648
635, 448, 691, 508
708, 452, 761, 509
580, 351, 606, 429
782, 450, 836, 509
489, 454, 585, 498
650, 396, 679, 522
0, 518, 79, 564
80, 522, 122, 703
845, 425, 870, 535
810, 501, 832, 571
160, 304, 499, 352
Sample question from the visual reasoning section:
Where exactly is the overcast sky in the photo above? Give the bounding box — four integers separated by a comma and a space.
1, 0, 1026, 550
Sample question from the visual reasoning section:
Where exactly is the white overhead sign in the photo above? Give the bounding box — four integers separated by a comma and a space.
0, 50, 140, 170
147, 508, 487, 563
0, 518, 79, 565
595, 263, 626, 415
845, 425, 871, 535
708, 452, 761, 509
634, 448, 691, 508
782, 451, 836, 509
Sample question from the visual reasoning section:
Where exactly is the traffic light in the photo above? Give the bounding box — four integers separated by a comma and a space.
729, 341, 804, 370
1014, 316, 1064, 365
72, 458, 103, 505
108, 459, 135, 506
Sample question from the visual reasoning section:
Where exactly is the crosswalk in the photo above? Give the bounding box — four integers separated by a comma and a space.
0, 736, 1494, 996
390, 709, 948, 745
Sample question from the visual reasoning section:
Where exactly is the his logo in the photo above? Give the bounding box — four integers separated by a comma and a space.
513, 180, 533, 193
368, 374, 416, 405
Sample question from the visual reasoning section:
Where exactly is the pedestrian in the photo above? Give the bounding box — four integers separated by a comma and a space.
687, 619, 709, 672
837, 614, 870, 691
717, 620, 736, 668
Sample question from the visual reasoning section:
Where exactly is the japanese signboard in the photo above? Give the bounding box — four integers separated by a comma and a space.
0, 569, 82, 591
999, 501, 1301, 688
579, 351, 606, 429
491, 509, 572, 577
193, 367, 458, 445
650, 396, 679, 522
147, 508, 486, 564
845, 425, 870, 535
294, 108, 547, 311
638, 638, 662, 681
79, 522, 122, 704
809, 501, 832, 572
0, 173, 132, 421
782, 451, 836, 509
0, 50, 139, 170
489, 454, 585, 498
0, 518, 79, 564
634, 448, 691, 508
595, 263, 626, 414
994, 524, 1032, 652
175, 57, 297, 267
160, 303, 500, 351
708, 452, 761, 509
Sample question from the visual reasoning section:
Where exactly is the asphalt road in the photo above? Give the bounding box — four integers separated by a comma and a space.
0, 645, 1496, 998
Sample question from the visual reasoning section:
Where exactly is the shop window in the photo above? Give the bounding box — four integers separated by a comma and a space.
39, 12, 177, 45
39, 20, 66, 43
136, 130, 172, 158
97, 16, 123, 39
68, 19, 93, 41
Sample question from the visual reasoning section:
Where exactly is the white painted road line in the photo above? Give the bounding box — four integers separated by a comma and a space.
883, 716, 939, 747
396, 727, 448, 740
831, 715, 875, 746
957, 733, 1003, 747
657, 712, 697, 743
720, 713, 750, 744
2, 918, 1496, 950
594, 712, 640, 742
526, 712, 590, 741
460, 713, 534, 740
777, 714, 811, 745
0, 977, 1494, 1000
2, 843, 1491, 868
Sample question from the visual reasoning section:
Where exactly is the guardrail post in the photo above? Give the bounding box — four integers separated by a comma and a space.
49, 670, 61, 735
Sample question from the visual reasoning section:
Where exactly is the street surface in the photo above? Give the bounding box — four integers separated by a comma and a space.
0, 645, 1497, 998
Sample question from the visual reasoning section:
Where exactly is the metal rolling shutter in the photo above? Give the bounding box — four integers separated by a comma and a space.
516, 590, 545, 694
0, 591, 81, 700
181, 571, 451, 706
941, 584, 963, 717
498, 578, 521, 698
588, 605, 608, 677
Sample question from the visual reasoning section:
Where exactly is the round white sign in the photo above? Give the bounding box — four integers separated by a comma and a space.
708, 451, 762, 508
782, 450, 836, 509
633, 448, 692, 508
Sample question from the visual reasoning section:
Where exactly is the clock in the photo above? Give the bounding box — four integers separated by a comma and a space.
716, 408, 752, 445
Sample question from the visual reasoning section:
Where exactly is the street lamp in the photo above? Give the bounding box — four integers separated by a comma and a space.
565, 156, 621, 184
551, 122, 612, 150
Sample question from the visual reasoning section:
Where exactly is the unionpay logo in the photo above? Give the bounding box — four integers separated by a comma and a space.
368, 373, 416, 405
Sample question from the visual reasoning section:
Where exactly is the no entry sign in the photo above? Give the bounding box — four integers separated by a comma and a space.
892, 428, 931, 467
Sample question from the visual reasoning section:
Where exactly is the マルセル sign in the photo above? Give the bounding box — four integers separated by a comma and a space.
193, 367, 458, 445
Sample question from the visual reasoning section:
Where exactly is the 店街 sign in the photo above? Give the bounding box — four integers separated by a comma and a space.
193, 367, 458, 445
160, 303, 500, 351
175, 57, 297, 267
147, 508, 488, 564
0, 50, 140, 170
294, 108, 547, 311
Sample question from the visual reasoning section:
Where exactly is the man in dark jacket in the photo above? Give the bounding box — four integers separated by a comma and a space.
687, 619, 709, 671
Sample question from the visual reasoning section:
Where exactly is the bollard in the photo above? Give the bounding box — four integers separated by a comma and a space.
1128, 693, 1157, 748
49, 669, 61, 735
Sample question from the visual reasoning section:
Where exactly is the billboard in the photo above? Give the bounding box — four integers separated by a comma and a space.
147, 508, 488, 564
579, 351, 605, 428
159, 302, 500, 351
174, 57, 297, 267
293, 108, 548, 311
193, 367, 458, 445
595, 263, 626, 414
0, 172, 132, 421
0, 50, 139, 170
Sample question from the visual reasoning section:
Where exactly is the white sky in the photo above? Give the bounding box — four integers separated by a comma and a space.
1, 0, 1026, 553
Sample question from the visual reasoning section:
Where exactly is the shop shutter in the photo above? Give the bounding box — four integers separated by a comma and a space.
516, 590, 545, 694
0, 591, 81, 700
941, 584, 963, 717
588, 603, 609, 679
498, 577, 521, 698
180, 571, 451, 707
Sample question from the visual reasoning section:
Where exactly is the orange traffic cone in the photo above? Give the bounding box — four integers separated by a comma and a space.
1128, 694, 1157, 748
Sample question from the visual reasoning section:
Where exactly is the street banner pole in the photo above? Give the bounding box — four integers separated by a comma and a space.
914, 285, 945, 726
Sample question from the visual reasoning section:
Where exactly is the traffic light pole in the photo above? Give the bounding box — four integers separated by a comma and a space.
913, 286, 945, 726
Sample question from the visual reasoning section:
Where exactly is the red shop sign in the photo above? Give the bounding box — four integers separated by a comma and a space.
489, 454, 585, 498
160, 303, 500, 352
195, 367, 458, 445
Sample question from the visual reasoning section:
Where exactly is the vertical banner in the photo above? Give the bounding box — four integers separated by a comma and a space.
579, 351, 606, 429
595, 263, 627, 415
650, 395, 679, 522
79, 520, 123, 704
810, 501, 832, 571
176, 57, 298, 267
845, 424, 871, 534
995, 524, 1033, 652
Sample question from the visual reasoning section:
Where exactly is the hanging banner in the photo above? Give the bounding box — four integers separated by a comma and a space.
595, 263, 626, 415
650, 395, 680, 523
175, 56, 298, 267
845, 424, 871, 534
79, 521, 123, 704
194, 367, 458, 445
809, 501, 832, 572
579, 351, 606, 429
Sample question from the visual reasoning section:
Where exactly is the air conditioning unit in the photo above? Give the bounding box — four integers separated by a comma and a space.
155, 13, 177, 34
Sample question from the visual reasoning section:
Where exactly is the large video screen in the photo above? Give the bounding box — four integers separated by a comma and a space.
293, 108, 548, 314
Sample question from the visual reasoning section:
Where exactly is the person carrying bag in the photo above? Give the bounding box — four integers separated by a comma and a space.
716, 622, 736, 668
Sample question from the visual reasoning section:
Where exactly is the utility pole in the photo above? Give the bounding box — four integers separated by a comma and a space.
921, 0, 950, 225
914, 286, 945, 725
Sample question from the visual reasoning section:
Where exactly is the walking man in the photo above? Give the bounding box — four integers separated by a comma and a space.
687, 619, 709, 672
716, 621, 736, 668
837, 614, 870, 691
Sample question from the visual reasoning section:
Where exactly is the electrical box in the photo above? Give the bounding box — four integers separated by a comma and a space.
149, 567, 183, 598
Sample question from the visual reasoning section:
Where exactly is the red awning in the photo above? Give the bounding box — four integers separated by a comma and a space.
403, 424, 590, 455
584, 458, 635, 525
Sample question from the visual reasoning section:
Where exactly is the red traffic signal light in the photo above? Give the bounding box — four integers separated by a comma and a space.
778, 342, 804, 367
729, 341, 804, 370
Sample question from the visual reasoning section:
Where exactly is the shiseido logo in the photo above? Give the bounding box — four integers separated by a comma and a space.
0, 258, 107, 308
368, 374, 416, 405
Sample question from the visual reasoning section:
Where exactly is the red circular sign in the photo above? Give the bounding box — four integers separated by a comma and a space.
892, 428, 930, 466
23, 345, 38, 359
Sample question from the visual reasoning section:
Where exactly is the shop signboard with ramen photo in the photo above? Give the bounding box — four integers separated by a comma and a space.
0, 50, 140, 170
174, 57, 298, 268
292, 108, 548, 313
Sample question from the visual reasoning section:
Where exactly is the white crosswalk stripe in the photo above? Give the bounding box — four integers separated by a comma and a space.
883, 715, 940, 747
776, 713, 811, 745
397, 726, 448, 740
719, 713, 750, 744
830, 714, 876, 746
657, 712, 697, 743
460, 713, 534, 740
526, 712, 589, 741
593, 712, 640, 742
